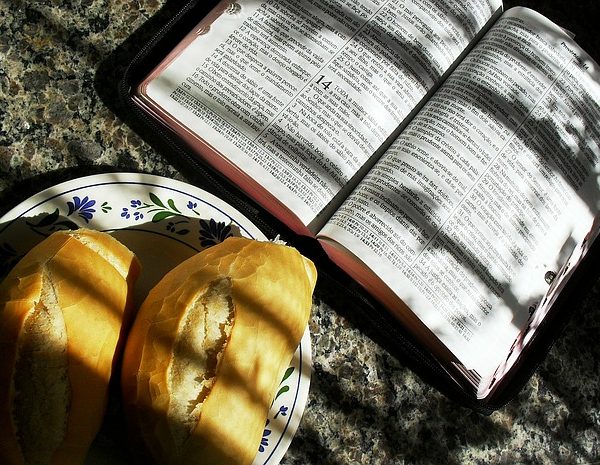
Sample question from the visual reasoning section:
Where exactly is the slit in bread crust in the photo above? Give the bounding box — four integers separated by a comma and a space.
167, 277, 234, 454
13, 268, 70, 465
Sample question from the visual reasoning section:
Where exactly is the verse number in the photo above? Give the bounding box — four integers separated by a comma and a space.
316, 75, 333, 90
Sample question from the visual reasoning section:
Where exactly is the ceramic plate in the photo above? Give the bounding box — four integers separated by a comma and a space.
0, 172, 310, 465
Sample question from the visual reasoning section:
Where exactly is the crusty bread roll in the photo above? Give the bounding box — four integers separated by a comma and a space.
0, 228, 141, 465
121, 237, 317, 465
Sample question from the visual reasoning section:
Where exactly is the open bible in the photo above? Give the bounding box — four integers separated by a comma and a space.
131, 0, 600, 402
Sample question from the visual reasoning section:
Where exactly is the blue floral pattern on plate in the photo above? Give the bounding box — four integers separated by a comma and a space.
67, 195, 96, 222
16, 190, 236, 250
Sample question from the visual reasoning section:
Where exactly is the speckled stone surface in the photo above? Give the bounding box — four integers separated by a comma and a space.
1, 1, 599, 464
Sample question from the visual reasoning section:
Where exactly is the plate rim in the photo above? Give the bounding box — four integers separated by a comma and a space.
0, 172, 260, 239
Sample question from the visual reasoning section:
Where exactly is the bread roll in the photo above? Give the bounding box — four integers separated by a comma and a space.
121, 237, 317, 465
0, 228, 141, 465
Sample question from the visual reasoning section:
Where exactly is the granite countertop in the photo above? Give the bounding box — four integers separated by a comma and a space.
1, 1, 599, 464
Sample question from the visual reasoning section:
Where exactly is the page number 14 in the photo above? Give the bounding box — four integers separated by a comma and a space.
316, 75, 333, 90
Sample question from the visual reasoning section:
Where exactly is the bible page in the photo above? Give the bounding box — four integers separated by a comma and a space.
319, 7, 600, 380
136, 0, 501, 227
